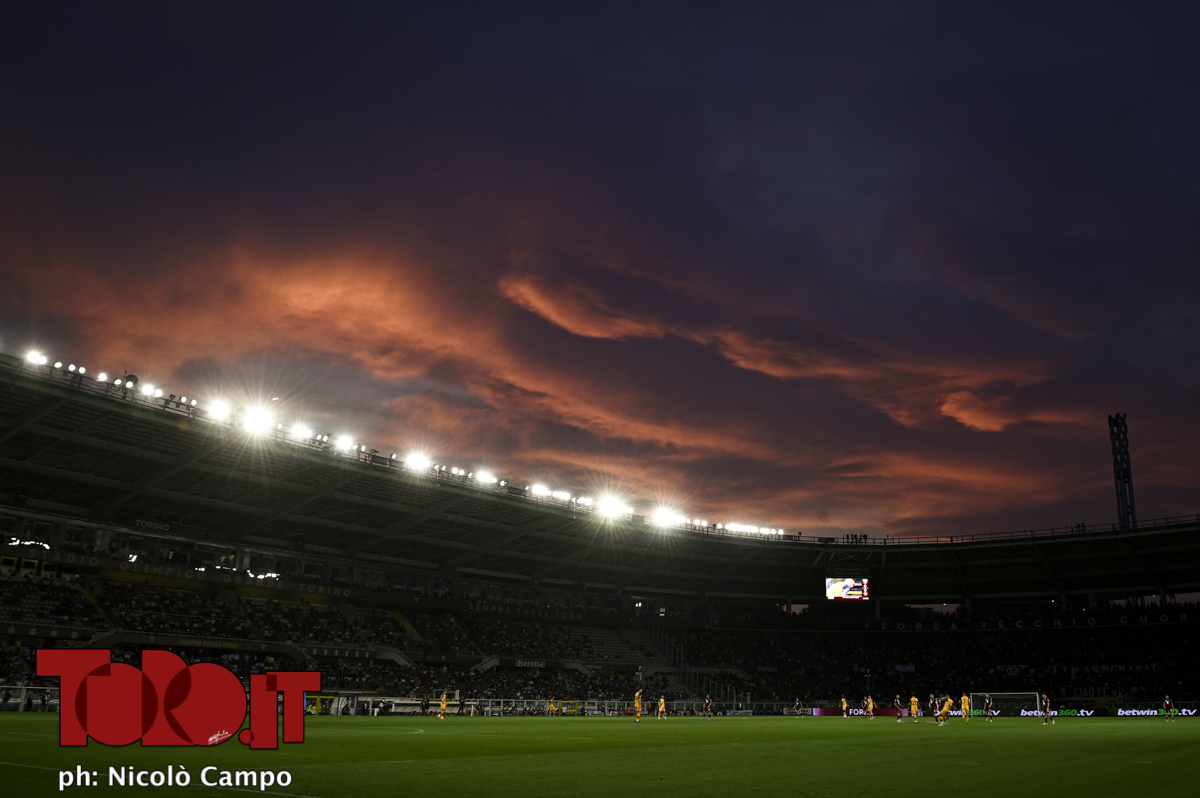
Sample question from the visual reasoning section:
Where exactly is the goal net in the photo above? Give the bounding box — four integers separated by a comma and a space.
970, 692, 1040, 719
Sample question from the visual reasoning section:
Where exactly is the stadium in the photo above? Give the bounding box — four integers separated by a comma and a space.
1, 350, 1198, 797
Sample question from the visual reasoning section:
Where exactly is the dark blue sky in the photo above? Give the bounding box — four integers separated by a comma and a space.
2, 2, 1198, 536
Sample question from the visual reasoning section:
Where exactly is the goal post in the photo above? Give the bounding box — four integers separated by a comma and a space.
970, 692, 1040, 719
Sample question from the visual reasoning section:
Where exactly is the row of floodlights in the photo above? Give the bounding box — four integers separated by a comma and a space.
22, 350, 788, 537
26, 351, 199, 406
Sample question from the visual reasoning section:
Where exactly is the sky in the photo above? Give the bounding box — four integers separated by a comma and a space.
2, 2, 1199, 538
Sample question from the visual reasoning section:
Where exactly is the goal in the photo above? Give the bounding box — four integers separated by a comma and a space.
970, 692, 1041, 719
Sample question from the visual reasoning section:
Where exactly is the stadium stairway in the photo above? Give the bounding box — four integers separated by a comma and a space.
236, 600, 264, 638
394, 610, 424, 643
80, 585, 117, 629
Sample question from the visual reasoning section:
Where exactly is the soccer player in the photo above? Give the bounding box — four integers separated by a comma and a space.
860, 696, 867, 717
634, 689, 643, 723
984, 694, 994, 722
438, 692, 447, 720
894, 695, 903, 723
841, 695, 849, 718
1041, 693, 1053, 725
548, 697, 556, 717
938, 695, 954, 726
794, 697, 803, 717
960, 692, 970, 723
928, 693, 937, 722
866, 695, 875, 719
704, 695, 713, 719
909, 694, 920, 724
658, 695, 667, 719
1164, 695, 1174, 722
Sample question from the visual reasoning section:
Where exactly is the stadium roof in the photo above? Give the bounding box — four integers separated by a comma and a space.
2, 352, 1199, 605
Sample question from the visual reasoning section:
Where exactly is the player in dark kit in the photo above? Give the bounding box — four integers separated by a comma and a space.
1041, 693, 1053, 725
794, 697, 803, 717
704, 695, 713, 719
928, 694, 938, 721
894, 695, 903, 723
1164, 695, 1175, 722
984, 694, 994, 722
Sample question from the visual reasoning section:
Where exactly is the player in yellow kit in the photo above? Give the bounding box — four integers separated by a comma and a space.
438, 692, 447, 720
658, 696, 666, 719
841, 696, 848, 718
909, 694, 920, 724
960, 693, 970, 723
634, 689, 642, 723
866, 695, 875, 719
548, 697, 557, 717
938, 695, 954, 726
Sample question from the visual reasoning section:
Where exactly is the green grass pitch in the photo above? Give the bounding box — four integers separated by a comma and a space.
1, 713, 1196, 797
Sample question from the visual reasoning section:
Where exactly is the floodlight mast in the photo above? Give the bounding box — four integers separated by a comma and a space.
1108, 414, 1137, 530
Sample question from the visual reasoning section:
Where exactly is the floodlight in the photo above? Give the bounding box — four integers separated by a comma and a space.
651, 507, 685, 527
114, 379, 123, 386
141, 384, 153, 395
97, 372, 107, 382
292, 424, 313, 440
68, 364, 75, 371
190, 399, 197, 406
153, 389, 163, 398
77, 367, 85, 374
336, 437, 354, 451
242, 407, 275, 435
597, 497, 632, 517
54, 361, 63, 369
26, 351, 42, 364
405, 453, 431, 470
477, 472, 498, 484
208, 400, 231, 421
531, 484, 551, 497
551, 490, 571, 501
576, 497, 593, 506
179, 396, 187, 403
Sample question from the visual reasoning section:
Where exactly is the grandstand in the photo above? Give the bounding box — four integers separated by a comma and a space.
1, 350, 1199, 712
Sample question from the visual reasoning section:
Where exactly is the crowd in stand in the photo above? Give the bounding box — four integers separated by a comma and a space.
404, 611, 477, 654
100, 581, 251, 637
1, 573, 1195, 703
0, 574, 106, 628
454, 617, 598, 661
353, 608, 421, 651
675, 621, 1197, 701
243, 598, 359, 646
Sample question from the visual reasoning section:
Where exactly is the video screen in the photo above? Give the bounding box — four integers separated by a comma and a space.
825, 577, 870, 600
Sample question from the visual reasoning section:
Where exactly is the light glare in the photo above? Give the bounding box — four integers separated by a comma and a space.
651, 507, 685, 527
208, 400, 231, 421
242, 407, 275, 434
597, 497, 632, 517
